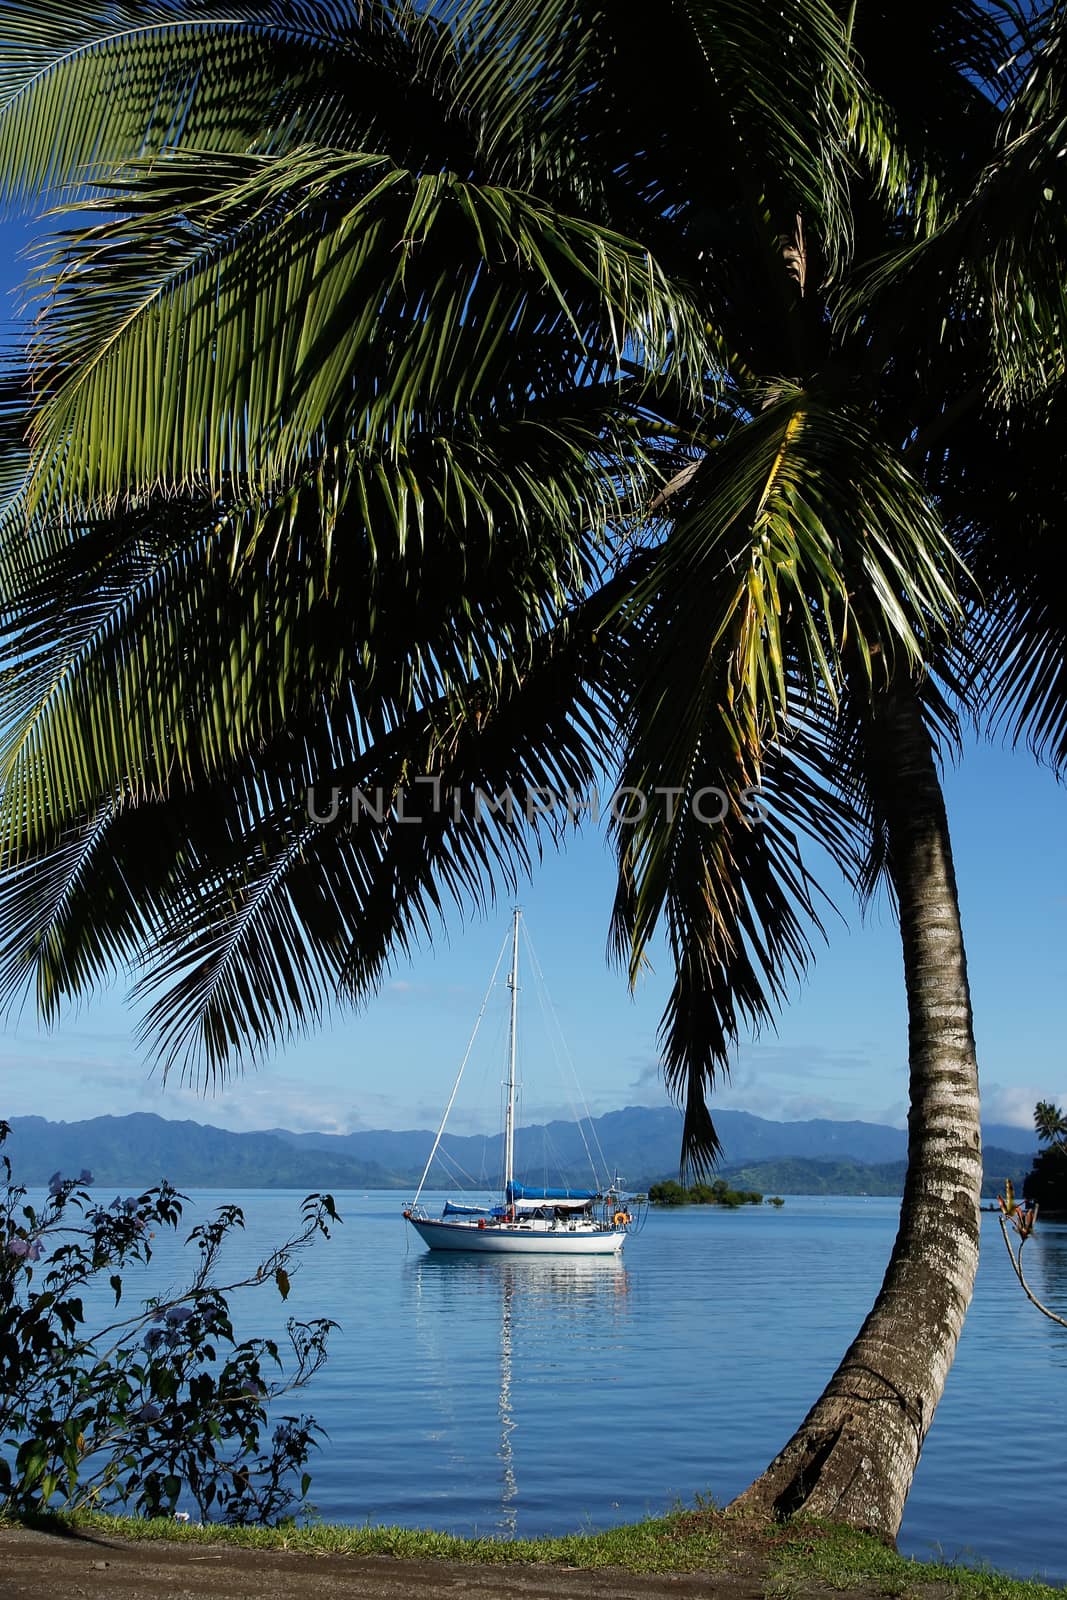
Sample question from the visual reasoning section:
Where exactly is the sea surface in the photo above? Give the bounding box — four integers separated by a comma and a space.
75, 1192, 1067, 1582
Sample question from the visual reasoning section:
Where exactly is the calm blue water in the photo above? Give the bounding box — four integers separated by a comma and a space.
77, 1192, 1067, 1582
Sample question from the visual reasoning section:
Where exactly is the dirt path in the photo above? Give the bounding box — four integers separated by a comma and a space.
0, 1526, 769, 1600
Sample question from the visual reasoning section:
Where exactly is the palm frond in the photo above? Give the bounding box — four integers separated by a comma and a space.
842, 4, 1067, 405
597, 382, 965, 1168
608, 688, 863, 1172
0, 392, 650, 862
0, 0, 621, 210
623, 388, 961, 759
955, 1, 1067, 402
679, 0, 862, 276
0, 576, 620, 1077
974, 574, 1067, 771
939, 399, 1067, 772
23, 144, 704, 511
0, 1, 385, 210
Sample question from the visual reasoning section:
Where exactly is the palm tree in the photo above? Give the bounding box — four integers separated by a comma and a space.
606, 1, 1067, 1532
1034, 1103, 1067, 1149
0, 0, 1063, 1539
1023, 1107, 1067, 1216
1025, 1102, 1067, 1217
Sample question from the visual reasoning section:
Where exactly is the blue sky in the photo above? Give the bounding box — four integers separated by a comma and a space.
0, 219, 1062, 1140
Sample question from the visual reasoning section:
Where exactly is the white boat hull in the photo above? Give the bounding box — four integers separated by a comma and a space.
406, 1216, 625, 1255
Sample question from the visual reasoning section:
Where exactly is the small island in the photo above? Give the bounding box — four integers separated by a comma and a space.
649, 1178, 766, 1208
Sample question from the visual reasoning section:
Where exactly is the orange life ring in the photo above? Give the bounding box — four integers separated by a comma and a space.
477, 1219, 486, 1229
613, 1211, 629, 1227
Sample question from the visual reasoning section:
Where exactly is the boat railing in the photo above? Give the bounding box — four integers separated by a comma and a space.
599, 1189, 650, 1234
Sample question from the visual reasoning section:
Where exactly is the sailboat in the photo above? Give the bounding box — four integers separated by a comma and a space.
403, 909, 641, 1254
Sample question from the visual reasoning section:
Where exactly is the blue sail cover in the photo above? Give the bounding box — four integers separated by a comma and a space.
442, 1201, 509, 1217
507, 1183, 597, 1202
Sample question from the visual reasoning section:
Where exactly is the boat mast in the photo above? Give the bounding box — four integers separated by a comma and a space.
503, 907, 520, 1208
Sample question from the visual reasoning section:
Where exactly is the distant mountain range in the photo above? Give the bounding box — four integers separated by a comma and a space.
0, 1106, 1036, 1197
1, 1114, 398, 1191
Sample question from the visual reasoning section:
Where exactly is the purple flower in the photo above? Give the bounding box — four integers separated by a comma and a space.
122, 1197, 138, 1215
143, 1328, 165, 1354
5, 1236, 43, 1262
78, 1169, 93, 1185
48, 1171, 64, 1197
131, 1402, 162, 1424
164, 1305, 195, 1325
239, 1381, 265, 1400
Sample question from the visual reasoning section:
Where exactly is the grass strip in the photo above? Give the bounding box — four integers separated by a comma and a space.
767, 1521, 1063, 1599
2, 1507, 1062, 1594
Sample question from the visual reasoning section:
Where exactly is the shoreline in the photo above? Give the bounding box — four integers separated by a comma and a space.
2, 1509, 1062, 1600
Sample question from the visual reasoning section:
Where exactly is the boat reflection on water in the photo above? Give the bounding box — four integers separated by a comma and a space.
407, 1253, 631, 1533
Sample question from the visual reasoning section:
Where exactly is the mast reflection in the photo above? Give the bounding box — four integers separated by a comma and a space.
408, 1252, 631, 1531
498, 1267, 516, 1533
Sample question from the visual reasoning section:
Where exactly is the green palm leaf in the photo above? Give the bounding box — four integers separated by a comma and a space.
24, 146, 704, 511
0, 396, 647, 856
937, 398, 1067, 772
0, 581, 618, 1076
626, 388, 961, 749
598, 386, 963, 1166
608, 691, 863, 1169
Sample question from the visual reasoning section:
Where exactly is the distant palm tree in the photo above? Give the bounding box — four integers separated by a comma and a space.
1025, 1101, 1067, 1218
1035, 1103, 1067, 1150
0, 0, 1065, 1540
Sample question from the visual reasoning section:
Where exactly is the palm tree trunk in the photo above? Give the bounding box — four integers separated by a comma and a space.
730, 680, 981, 1540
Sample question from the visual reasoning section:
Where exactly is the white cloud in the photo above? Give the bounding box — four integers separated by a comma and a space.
625, 1038, 887, 1126
983, 1083, 1066, 1128
147, 1074, 412, 1135
0, 1035, 409, 1136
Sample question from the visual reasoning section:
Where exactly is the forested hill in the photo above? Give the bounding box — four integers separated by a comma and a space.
266, 1105, 1037, 1184
1, 1115, 400, 1190
1, 1107, 1036, 1193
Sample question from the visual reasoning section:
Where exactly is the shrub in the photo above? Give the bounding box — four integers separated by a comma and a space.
0, 1120, 338, 1523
